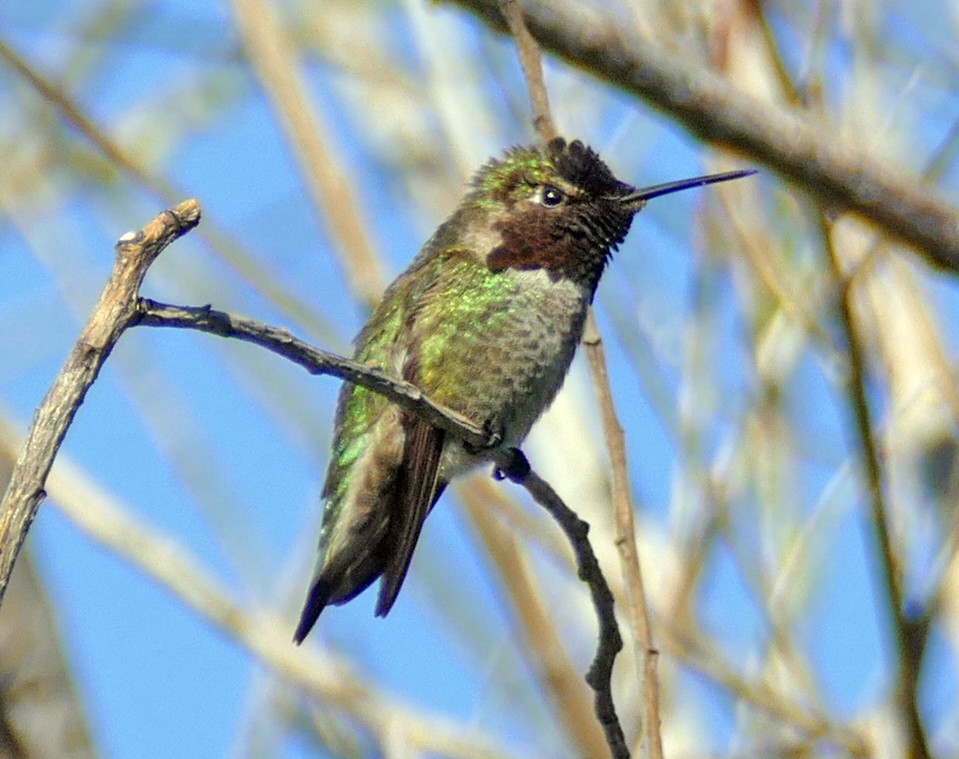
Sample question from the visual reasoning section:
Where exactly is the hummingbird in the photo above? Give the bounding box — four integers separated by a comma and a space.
294, 137, 753, 643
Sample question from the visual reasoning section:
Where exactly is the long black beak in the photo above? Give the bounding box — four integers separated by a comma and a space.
619, 168, 756, 211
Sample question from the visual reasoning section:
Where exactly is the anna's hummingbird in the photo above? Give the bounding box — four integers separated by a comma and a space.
294, 137, 752, 643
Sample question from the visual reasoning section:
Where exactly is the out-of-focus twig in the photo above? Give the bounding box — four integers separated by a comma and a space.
0, 547, 100, 759
660, 616, 871, 756
0, 448, 99, 759
0, 35, 333, 339
231, 0, 387, 307
823, 219, 931, 759
0, 200, 202, 607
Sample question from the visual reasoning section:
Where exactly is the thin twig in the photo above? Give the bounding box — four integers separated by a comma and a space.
583, 315, 664, 759
501, 0, 557, 142
136, 301, 490, 449
822, 219, 931, 759
0, 200, 202, 606
231, 0, 387, 307
493, 453, 628, 759
448, 0, 959, 275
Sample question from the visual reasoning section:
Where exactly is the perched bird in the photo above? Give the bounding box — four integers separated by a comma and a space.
294, 137, 753, 643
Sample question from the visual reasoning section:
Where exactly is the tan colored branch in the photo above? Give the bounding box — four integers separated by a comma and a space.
0, 444, 99, 759
583, 315, 663, 759
0, 546, 100, 759
231, 0, 387, 307
0, 200, 202, 606
501, 0, 557, 142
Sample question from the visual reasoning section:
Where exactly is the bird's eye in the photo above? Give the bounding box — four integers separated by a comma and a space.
540, 185, 566, 207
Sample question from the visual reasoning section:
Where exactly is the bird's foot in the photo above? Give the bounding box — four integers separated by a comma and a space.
492, 447, 530, 482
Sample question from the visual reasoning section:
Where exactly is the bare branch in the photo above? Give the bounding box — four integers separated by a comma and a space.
0, 200, 202, 607
500, 0, 557, 142
823, 220, 931, 759
492, 450, 629, 759
583, 315, 663, 759
135, 301, 490, 449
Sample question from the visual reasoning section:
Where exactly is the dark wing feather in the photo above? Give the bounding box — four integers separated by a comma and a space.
374, 418, 446, 617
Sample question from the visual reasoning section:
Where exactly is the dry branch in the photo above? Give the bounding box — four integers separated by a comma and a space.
583, 317, 663, 759
0, 200, 202, 606
501, 0, 557, 142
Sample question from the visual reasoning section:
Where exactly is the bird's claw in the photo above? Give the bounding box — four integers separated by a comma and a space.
465, 421, 504, 455
492, 448, 530, 482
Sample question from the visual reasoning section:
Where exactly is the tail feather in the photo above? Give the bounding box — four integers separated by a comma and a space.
293, 578, 335, 644
293, 552, 385, 643
294, 417, 449, 641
